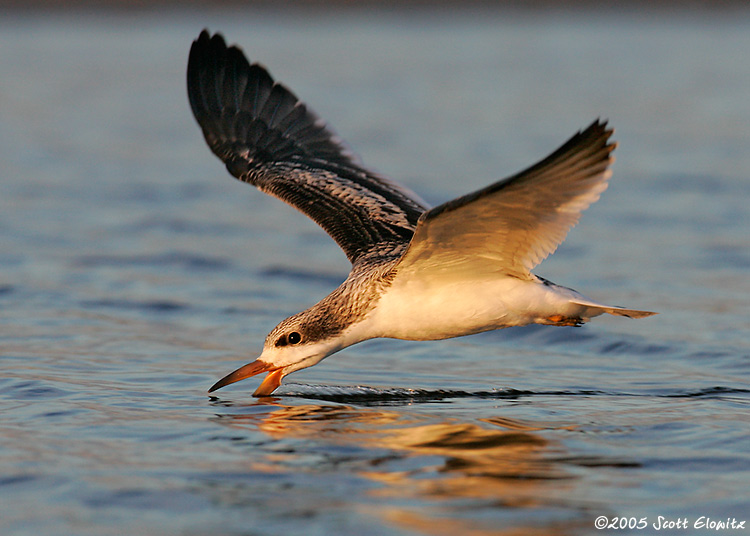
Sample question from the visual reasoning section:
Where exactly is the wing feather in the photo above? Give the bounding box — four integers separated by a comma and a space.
187, 30, 427, 264
395, 120, 615, 280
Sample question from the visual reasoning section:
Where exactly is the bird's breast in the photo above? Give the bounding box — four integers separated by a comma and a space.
364, 273, 558, 341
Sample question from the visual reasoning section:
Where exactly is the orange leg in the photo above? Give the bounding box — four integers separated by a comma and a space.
544, 315, 584, 327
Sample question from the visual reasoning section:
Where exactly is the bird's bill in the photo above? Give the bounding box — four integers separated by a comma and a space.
208, 359, 283, 396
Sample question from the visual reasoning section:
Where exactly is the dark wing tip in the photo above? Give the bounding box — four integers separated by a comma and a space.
422, 118, 616, 221
518, 117, 616, 177
570, 118, 615, 155
187, 30, 360, 175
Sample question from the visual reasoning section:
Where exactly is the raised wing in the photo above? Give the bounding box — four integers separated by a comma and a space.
394, 120, 615, 280
187, 30, 428, 265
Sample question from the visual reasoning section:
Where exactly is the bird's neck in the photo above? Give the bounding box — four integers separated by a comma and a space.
301, 259, 399, 350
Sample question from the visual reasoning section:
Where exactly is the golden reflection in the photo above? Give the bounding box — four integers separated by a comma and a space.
213, 399, 582, 535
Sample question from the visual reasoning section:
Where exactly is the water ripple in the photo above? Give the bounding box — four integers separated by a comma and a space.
659, 386, 750, 399
277, 384, 608, 405
79, 298, 189, 313
73, 252, 230, 271
272, 384, 750, 405
1, 380, 73, 400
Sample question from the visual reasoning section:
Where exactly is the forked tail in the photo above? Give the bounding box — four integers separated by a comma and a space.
599, 306, 658, 319
570, 299, 658, 319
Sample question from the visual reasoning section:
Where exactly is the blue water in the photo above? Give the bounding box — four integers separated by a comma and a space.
1, 8, 749, 536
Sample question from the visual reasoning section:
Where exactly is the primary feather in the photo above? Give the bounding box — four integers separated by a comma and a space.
188, 30, 427, 265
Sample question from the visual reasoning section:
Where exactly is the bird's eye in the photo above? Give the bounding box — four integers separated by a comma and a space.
288, 332, 302, 345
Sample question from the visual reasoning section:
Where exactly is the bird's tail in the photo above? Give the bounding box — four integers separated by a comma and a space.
570, 299, 657, 319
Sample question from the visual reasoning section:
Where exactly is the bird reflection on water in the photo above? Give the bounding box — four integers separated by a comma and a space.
209, 393, 598, 535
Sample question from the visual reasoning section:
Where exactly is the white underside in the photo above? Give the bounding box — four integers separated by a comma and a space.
354, 273, 606, 342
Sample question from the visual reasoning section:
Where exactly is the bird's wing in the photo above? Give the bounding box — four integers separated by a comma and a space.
187, 30, 428, 265
394, 121, 615, 281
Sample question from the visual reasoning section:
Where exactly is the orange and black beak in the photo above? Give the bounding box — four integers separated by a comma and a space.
208, 359, 284, 397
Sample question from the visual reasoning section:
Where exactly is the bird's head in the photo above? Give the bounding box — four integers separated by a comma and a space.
207, 309, 352, 396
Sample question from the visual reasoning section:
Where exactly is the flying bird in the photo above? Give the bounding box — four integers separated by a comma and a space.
187, 30, 656, 397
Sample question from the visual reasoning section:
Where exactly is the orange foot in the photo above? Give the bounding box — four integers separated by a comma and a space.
545, 315, 584, 327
